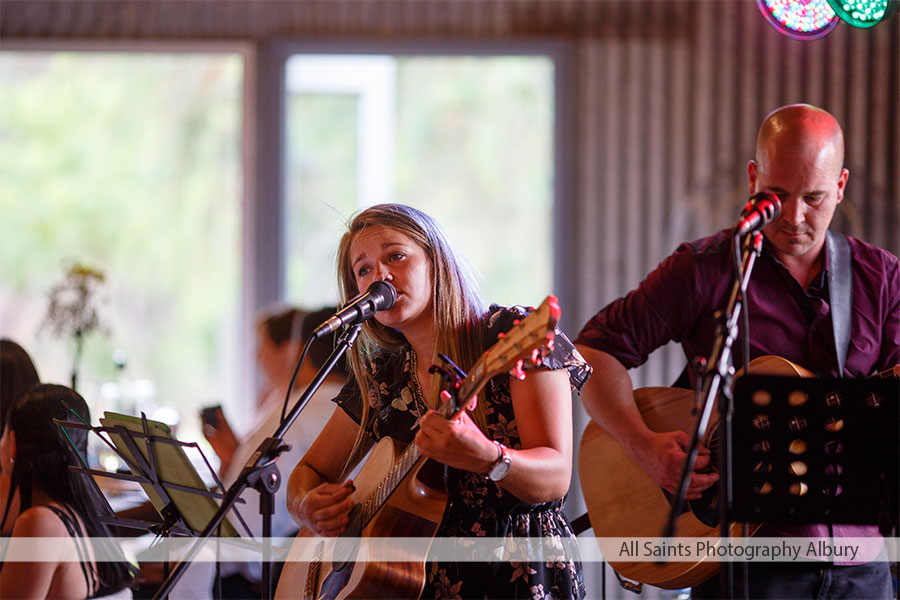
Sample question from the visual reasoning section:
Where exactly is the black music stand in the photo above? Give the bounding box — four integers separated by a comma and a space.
56, 412, 254, 595
729, 374, 899, 531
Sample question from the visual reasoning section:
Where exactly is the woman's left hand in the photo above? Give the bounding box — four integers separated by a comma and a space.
415, 391, 497, 473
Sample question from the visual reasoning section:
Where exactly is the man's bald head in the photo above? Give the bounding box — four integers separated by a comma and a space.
748, 104, 850, 274
755, 104, 845, 175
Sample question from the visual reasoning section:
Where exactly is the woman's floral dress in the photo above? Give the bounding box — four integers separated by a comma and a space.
333, 305, 591, 599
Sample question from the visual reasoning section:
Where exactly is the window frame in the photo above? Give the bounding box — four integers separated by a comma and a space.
258, 38, 574, 326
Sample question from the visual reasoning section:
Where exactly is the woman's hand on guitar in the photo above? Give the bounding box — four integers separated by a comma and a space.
637, 431, 718, 500
292, 480, 356, 536
415, 392, 496, 474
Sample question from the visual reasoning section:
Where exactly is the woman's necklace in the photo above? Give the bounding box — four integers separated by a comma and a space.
408, 349, 430, 411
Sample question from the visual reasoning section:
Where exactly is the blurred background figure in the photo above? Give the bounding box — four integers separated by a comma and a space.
200, 306, 348, 596
0, 338, 42, 539
1, 338, 41, 437
0, 383, 136, 599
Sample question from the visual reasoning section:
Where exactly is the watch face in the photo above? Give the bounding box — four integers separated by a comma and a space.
489, 457, 511, 482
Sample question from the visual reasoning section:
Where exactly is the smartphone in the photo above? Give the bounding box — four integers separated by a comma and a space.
199, 404, 224, 429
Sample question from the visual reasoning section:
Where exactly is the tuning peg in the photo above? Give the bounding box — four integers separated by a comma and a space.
498, 332, 506, 339
510, 359, 526, 380
530, 348, 543, 366
544, 336, 555, 352
513, 319, 520, 325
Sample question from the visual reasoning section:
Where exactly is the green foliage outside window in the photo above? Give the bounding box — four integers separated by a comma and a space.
0, 52, 243, 435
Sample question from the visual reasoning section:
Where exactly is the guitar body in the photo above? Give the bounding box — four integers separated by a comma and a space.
578, 355, 811, 589
275, 437, 447, 600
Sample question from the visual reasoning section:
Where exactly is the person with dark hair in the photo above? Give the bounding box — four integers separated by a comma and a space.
0, 338, 42, 552
1, 338, 41, 436
0, 383, 136, 599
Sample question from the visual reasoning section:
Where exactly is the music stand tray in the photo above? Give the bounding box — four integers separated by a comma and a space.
729, 374, 899, 532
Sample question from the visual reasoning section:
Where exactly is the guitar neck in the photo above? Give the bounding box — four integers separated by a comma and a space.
354, 442, 426, 527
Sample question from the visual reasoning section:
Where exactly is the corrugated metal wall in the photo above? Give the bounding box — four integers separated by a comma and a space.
566, 1, 899, 388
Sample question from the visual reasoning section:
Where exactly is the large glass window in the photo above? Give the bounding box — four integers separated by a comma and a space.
0, 51, 243, 442
284, 54, 554, 310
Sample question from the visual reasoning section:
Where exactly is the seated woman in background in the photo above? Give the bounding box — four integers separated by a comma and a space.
286, 204, 589, 599
0, 384, 136, 600
1, 338, 40, 435
0, 338, 42, 536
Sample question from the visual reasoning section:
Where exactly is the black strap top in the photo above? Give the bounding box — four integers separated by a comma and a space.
46, 504, 98, 598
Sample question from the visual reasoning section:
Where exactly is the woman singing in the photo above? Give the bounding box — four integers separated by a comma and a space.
286, 204, 588, 599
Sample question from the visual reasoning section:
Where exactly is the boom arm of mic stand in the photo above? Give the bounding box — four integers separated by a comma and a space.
662, 233, 763, 540
152, 323, 362, 600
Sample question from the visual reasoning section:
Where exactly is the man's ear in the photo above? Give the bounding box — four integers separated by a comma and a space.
836, 167, 849, 204
747, 160, 758, 196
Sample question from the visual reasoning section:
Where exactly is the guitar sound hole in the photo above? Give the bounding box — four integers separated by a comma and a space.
332, 520, 362, 572
689, 485, 720, 528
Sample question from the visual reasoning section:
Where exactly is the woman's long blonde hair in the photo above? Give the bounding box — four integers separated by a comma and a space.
336, 204, 487, 459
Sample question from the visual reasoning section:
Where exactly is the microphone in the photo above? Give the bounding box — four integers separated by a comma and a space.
734, 191, 781, 237
312, 280, 397, 338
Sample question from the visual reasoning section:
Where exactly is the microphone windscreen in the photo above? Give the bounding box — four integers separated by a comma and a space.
367, 280, 397, 310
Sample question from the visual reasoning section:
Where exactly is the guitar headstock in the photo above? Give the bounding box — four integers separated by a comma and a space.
429, 296, 560, 419
453, 296, 560, 408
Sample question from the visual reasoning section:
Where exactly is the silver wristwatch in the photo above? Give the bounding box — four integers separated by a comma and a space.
487, 440, 511, 482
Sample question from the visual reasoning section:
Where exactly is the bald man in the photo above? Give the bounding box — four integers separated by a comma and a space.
575, 105, 898, 598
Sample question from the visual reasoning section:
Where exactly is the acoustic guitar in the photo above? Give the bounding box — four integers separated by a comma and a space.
275, 296, 561, 600
579, 355, 899, 590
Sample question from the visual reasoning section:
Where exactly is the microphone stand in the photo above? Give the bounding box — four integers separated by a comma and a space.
153, 323, 362, 600
661, 231, 763, 599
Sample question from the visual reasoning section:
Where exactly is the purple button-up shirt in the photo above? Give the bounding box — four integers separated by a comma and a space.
576, 229, 900, 564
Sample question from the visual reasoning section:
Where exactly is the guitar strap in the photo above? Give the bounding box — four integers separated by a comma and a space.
826, 230, 852, 378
